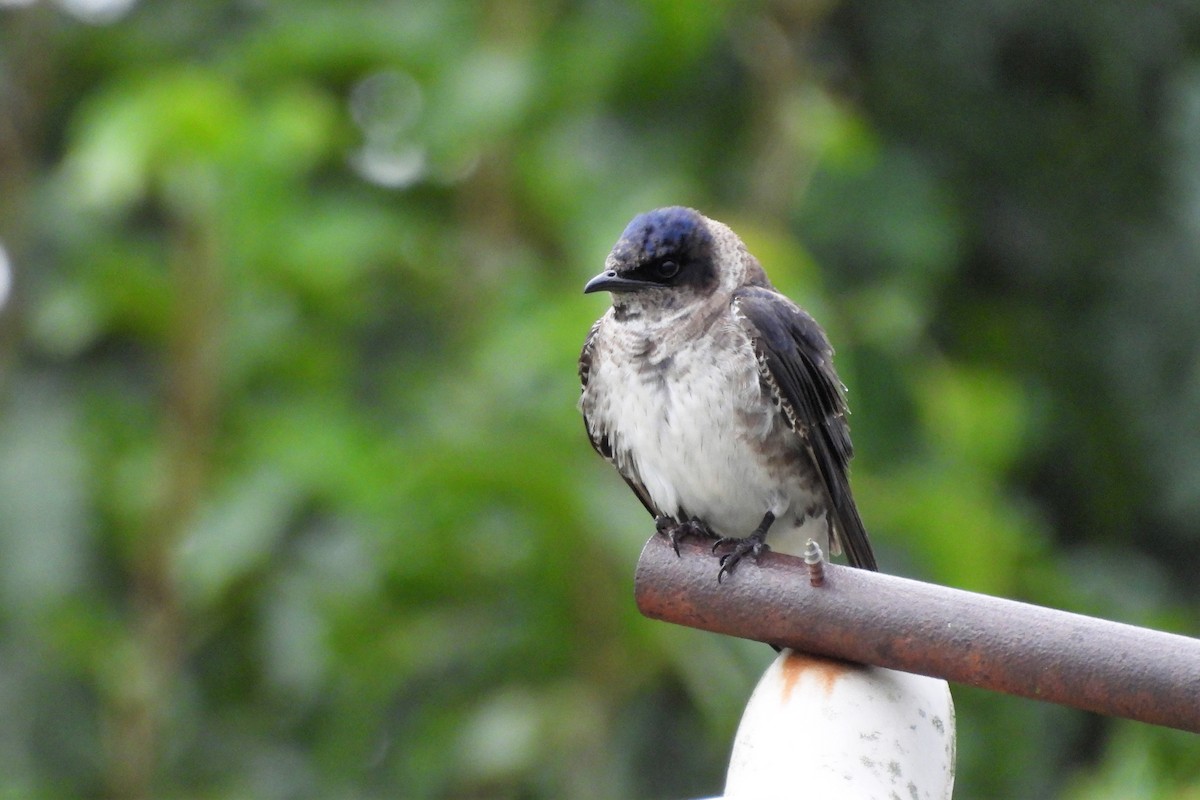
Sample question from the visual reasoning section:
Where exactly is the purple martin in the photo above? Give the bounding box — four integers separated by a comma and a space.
579, 206, 878, 579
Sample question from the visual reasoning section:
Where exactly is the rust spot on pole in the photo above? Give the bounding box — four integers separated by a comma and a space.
779, 651, 859, 701
634, 534, 1200, 733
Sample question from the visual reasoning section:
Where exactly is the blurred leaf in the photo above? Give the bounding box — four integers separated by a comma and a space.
63, 68, 252, 211
0, 378, 90, 617
174, 468, 303, 609
916, 363, 1029, 471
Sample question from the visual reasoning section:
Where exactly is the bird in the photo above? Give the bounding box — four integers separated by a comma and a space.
578, 206, 877, 580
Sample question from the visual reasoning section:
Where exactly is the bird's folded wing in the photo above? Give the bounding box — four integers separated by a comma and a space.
732, 287, 878, 571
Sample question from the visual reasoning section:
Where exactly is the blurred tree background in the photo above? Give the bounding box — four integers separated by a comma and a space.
1, 0, 1199, 797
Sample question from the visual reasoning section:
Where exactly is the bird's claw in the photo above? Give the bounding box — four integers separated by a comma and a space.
655, 516, 716, 556
713, 534, 770, 582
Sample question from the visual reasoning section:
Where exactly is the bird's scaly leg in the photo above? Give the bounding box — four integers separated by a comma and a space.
655, 515, 717, 556
713, 510, 775, 582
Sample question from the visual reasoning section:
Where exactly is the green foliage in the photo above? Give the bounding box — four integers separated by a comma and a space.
1, 0, 1198, 798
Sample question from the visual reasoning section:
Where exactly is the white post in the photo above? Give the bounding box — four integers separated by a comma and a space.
701, 650, 956, 799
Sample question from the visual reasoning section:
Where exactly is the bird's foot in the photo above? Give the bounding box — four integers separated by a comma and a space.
655, 516, 716, 556
713, 531, 771, 582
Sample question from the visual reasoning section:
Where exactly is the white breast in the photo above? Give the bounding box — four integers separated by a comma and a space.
583, 314, 824, 548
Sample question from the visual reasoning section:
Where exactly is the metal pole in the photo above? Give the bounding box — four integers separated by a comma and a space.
634, 535, 1200, 733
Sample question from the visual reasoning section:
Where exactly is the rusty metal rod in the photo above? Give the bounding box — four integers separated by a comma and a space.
634, 534, 1200, 733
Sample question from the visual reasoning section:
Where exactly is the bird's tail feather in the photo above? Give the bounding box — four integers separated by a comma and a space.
835, 500, 878, 571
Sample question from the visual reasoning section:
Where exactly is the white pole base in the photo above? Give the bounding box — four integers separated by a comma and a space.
716, 649, 956, 799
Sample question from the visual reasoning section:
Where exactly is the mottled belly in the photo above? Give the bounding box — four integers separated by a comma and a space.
603, 352, 791, 537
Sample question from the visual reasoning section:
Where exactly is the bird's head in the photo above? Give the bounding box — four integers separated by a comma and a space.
584, 207, 768, 320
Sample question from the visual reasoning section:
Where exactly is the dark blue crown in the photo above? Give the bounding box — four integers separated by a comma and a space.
617, 206, 706, 262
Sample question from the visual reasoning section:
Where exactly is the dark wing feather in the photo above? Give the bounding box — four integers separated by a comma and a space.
579, 320, 660, 518
733, 287, 878, 571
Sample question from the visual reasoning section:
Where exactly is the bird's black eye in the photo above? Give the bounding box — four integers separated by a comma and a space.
653, 259, 680, 281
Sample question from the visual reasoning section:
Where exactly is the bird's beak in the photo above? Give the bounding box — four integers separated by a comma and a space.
583, 269, 651, 294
